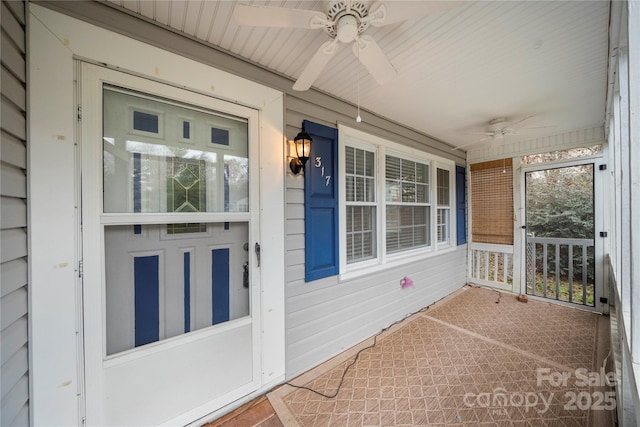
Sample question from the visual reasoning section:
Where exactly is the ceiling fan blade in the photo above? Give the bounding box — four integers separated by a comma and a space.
450, 140, 483, 151
490, 134, 505, 149
353, 35, 397, 85
293, 40, 340, 91
507, 115, 536, 130
367, 1, 467, 27
233, 4, 329, 29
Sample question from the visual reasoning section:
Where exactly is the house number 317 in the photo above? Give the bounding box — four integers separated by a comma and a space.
315, 156, 331, 186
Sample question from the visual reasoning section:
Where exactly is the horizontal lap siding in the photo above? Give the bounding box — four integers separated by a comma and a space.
285, 93, 467, 378
1, 1, 29, 426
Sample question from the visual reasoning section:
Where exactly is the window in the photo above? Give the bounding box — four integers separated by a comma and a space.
385, 156, 430, 253
340, 126, 456, 273
437, 168, 450, 244
345, 146, 376, 263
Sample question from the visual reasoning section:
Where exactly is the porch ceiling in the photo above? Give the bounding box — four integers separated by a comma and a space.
104, 0, 610, 151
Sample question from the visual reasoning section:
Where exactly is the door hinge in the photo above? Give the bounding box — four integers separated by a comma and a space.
77, 105, 82, 122
78, 260, 84, 278
600, 231, 608, 237
599, 164, 607, 171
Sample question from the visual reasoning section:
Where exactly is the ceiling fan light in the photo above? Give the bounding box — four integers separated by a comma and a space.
336, 15, 358, 43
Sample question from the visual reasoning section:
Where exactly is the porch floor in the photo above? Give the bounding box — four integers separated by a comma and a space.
211, 286, 614, 426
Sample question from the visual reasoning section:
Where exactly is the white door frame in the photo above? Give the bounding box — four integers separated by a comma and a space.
29, 5, 285, 424
517, 155, 607, 313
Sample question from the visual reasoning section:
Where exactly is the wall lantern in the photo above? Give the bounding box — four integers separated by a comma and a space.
289, 129, 312, 174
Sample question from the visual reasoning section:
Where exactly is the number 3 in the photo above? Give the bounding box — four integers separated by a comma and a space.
315, 157, 322, 167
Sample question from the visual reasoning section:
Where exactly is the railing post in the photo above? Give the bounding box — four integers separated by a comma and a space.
568, 244, 574, 303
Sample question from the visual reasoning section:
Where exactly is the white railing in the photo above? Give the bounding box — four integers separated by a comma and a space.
525, 237, 594, 306
468, 243, 514, 290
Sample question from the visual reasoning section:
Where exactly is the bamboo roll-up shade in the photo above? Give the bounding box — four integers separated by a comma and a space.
470, 159, 514, 245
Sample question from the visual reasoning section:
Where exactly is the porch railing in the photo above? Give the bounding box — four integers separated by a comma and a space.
468, 243, 514, 290
525, 237, 595, 306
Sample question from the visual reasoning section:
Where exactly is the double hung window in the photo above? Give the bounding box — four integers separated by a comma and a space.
340, 126, 455, 273
345, 146, 377, 263
385, 156, 430, 253
437, 168, 451, 244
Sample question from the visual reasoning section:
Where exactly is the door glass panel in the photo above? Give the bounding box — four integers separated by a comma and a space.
104, 222, 250, 356
102, 85, 252, 356
103, 86, 249, 213
524, 164, 595, 306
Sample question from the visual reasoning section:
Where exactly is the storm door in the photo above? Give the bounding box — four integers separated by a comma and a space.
523, 160, 604, 311
80, 64, 261, 425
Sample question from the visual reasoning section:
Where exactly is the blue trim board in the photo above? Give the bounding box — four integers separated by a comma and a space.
134, 255, 160, 347
184, 252, 191, 333
211, 248, 230, 325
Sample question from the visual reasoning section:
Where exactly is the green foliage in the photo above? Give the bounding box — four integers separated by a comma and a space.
525, 164, 596, 287
526, 165, 594, 239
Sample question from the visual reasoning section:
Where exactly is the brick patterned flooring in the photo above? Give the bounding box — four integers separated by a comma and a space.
268, 286, 613, 427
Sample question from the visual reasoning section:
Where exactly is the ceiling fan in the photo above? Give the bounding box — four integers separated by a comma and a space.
233, 1, 466, 91
453, 116, 549, 150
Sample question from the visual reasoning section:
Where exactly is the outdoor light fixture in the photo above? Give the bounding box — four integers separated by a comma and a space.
289, 129, 312, 174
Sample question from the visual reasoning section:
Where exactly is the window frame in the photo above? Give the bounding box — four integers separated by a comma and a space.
436, 164, 453, 246
338, 125, 457, 278
344, 145, 378, 264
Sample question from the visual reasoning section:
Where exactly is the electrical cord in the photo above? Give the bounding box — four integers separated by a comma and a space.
285, 305, 432, 399
467, 283, 501, 304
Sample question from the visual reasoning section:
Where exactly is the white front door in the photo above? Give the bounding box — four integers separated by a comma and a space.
80, 63, 262, 425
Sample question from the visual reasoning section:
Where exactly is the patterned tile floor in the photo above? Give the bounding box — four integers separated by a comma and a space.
268, 287, 614, 427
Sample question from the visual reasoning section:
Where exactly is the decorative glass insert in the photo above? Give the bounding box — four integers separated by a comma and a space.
211, 127, 230, 146
345, 146, 376, 263
133, 110, 159, 133
103, 86, 249, 213
166, 158, 207, 234
183, 121, 191, 139
167, 158, 206, 212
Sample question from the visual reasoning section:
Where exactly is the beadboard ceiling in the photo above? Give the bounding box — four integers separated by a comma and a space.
103, 0, 610, 151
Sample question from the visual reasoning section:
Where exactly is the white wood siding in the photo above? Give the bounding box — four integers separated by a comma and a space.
34, 1, 468, 388
1, 1, 29, 425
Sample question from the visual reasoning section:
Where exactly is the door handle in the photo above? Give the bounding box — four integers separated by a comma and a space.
255, 242, 261, 267
243, 262, 249, 288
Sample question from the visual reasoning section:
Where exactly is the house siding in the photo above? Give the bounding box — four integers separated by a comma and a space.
1, 1, 29, 426
284, 93, 467, 377
32, 0, 467, 392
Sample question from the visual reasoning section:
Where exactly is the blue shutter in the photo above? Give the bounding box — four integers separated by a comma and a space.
456, 165, 467, 245
304, 120, 339, 281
